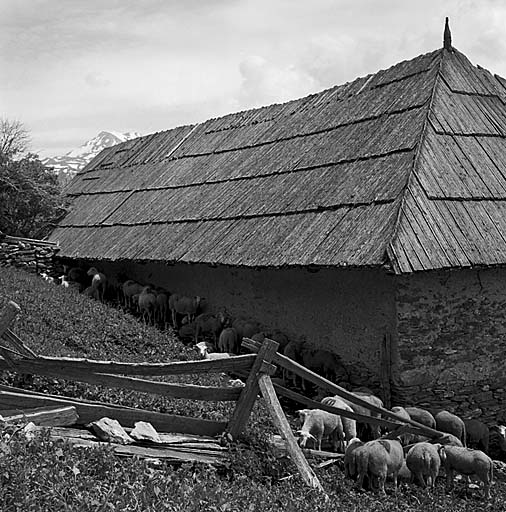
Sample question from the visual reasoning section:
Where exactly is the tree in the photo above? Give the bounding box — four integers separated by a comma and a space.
0, 118, 30, 159
0, 120, 67, 238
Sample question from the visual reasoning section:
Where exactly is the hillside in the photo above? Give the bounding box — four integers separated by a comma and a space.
42, 131, 142, 186
0, 267, 504, 511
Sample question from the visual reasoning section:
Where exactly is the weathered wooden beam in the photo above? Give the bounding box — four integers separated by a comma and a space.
0, 389, 227, 436
0, 301, 21, 365
273, 384, 408, 431
227, 339, 279, 439
270, 435, 344, 459
258, 374, 324, 492
0, 353, 257, 376
26, 426, 226, 464
0, 405, 78, 427
2, 329, 37, 358
243, 338, 442, 439
0, 359, 242, 401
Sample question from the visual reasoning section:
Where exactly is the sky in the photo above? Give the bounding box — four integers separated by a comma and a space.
2, 0, 506, 157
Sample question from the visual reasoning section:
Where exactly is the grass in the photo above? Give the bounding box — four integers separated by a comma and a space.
0, 267, 505, 511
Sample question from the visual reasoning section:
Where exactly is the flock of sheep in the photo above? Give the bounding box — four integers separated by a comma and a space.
45, 266, 350, 381
297, 393, 506, 498
43, 265, 506, 498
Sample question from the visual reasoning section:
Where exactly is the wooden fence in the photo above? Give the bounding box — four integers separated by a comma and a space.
0, 300, 448, 492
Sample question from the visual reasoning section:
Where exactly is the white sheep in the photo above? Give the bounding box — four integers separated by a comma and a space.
296, 408, 342, 452
438, 445, 493, 499
344, 437, 364, 479
58, 275, 69, 288
40, 272, 54, 284
169, 294, 202, 328
435, 410, 467, 447
406, 442, 442, 489
356, 439, 404, 493
342, 391, 383, 440
321, 395, 357, 452
195, 341, 231, 360
87, 267, 107, 302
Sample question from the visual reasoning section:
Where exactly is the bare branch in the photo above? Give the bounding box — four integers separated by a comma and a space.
0, 118, 31, 158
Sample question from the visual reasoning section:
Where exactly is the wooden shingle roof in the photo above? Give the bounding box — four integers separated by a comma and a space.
50, 46, 506, 273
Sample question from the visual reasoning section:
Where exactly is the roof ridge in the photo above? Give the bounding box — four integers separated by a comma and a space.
386, 49, 445, 272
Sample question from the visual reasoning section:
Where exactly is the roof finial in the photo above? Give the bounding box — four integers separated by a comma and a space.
443, 17, 452, 50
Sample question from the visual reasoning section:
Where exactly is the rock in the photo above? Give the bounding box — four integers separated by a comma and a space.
130, 422, 161, 443
90, 417, 134, 445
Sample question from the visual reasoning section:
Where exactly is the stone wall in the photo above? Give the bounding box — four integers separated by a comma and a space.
395, 268, 506, 423
0, 233, 60, 277
97, 260, 397, 388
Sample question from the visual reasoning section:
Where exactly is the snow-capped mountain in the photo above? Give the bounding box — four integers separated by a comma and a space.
43, 130, 142, 185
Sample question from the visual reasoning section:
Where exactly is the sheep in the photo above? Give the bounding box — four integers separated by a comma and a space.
320, 395, 357, 452
169, 294, 202, 328
300, 346, 348, 383
196, 342, 231, 360
265, 330, 290, 352
436, 433, 464, 447
232, 318, 261, 342
87, 267, 107, 302
296, 409, 342, 451
435, 410, 467, 447
138, 286, 157, 325
464, 419, 489, 453
405, 406, 436, 429
64, 266, 87, 291
281, 340, 303, 388
344, 437, 364, 479
154, 291, 169, 327
342, 391, 384, 440
58, 275, 69, 288
490, 425, 506, 460
355, 439, 404, 493
40, 272, 54, 284
194, 311, 226, 345
390, 406, 417, 445
82, 286, 99, 300
218, 327, 239, 354
405, 442, 442, 489
122, 280, 143, 310
438, 445, 493, 499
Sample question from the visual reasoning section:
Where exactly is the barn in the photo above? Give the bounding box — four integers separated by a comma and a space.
50, 28, 506, 422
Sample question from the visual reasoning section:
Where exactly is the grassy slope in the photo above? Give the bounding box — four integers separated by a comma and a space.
0, 267, 504, 512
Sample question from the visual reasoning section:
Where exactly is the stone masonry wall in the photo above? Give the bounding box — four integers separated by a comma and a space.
396, 268, 506, 423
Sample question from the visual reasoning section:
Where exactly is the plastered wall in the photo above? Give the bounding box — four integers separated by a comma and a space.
99, 260, 396, 386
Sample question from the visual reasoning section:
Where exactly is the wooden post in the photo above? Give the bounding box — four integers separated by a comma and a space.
0, 301, 21, 365
258, 374, 324, 492
227, 338, 278, 439
380, 334, 392, 409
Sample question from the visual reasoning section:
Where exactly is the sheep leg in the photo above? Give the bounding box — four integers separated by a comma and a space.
445, 468, 454, 492
377, 473, 387, 494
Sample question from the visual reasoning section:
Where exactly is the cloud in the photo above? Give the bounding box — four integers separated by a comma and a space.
237, 55, 317, 108
84, 72, 111, 88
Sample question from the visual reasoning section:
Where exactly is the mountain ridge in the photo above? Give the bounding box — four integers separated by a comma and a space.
43, 131, 142, 185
